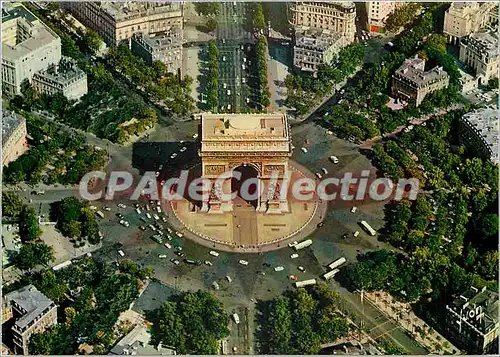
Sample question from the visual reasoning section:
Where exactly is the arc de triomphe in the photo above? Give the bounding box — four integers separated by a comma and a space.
199, 113, 292, 214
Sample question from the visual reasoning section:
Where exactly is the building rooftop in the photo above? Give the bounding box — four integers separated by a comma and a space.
2, 110, 25, 146
461, 107, 499, 163
99, 2, 182, 21
109, 324, 176, 355
294, 1, 355, 11
1, 3, 37, 24
201, 113, 290, 141
449, 286, 499, 334
4, 285, 55, 330
462, 31, 499, 59
134, 29, 183, 50
294, 26, 343, 52
394, 56, 449, 88
1, 3, 59, 61
34, 57, 86, 85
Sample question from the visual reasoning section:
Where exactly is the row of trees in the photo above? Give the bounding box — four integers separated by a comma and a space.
2, 192, 55, 270
3, 113, 108, 185
107, 44, 194, 118
285, 43, 365, 115
345, 110, 499, 302
255, 37, 271, 110
28, 259, 154, 354
206, 41, 220, 111
257, 284, 350, 354
53, 197, 100, 246
323, 106, 380, 142
385, 3, 422, 33
151, 290, 229, 354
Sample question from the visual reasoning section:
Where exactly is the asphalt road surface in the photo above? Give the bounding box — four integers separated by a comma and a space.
216, 2, 253, 113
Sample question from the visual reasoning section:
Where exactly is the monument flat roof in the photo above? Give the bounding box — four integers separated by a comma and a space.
201, 113, 289, 141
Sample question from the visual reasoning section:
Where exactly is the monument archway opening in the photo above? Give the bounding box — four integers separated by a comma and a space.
231, 165, 259, 209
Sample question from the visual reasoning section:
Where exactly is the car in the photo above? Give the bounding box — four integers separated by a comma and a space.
209, 251, 220, 257
326, 130, 333, 135
239, 260, 249, 266
155, 172, 160, 177
119, 220, 130, 227
288, 275, 298, 281
146, 204, 150, 211
175, 246, 183, 251
170, 259, 180, 265
329, 155, 339, 164
175, 251, 185, 257
139, 225, 146, 231
353, 231, 360, 237
140, 217, 147, 223
158, 254, 167, 259
222, 56, 227, 61
223, 83, 227, 89
156, 206, 161, 213
180, 147, 187, 153
192, 133, 199, 139
226, 275, 232, 283
321, 168, 328, 175
102, 206, 111, 211
153, 214, 160, 220
315, 173, 322, 179
263, 262, 272, 267
301, 147, 308, 153
146, 212, 152, 219
323, 111, 330, 117
148, 224, 157, 231
290, 253, 299, 259
351, 206, 357, 213
274, 266, 284, 272
342, 233, 349, 239
257, 271, 266, 276
242, 78, 246, 83
317, 222, 324, 228
227, 89, 231, 96
204, 260, 213, 266
89, 205, 97, 210
118, 250, 125, 257
116, 213, 124, 219
297, 266, 306, 272
164, 242, 172, 249
167, 227, 173, 234
162, 216, 167, 222
288, 241, 298, 248
175, 231, 183, 238
170, 153, 177, 159
135, 208, 142, 214
212, 281, 220, 290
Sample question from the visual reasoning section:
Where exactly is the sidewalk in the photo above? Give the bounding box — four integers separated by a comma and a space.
364, 291, 459, 355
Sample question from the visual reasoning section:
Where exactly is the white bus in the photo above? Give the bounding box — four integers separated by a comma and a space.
360, 221, 376, 236
323, 268, 340, 280
232, 313, 240, 324
328, 257, 346, 270
52, 260, 72, 271
294, 239, 313, 251
295, 279, 316, 288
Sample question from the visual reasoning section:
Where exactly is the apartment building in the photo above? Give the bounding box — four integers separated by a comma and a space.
391, 56, 449, 107
293, 26, 344, 73
4, 285, 58, 355
2, 109, 28, 167
443, 2, 498, 45
458, 108, 498, 164
459, 31, 499, 85
131, 28, 183, 74
32, 57, 88, 100
365, 1, 403, 33
1, 3, 61, 96
445, 286, 499, 354
61, 1, 183, 46
288, 2, 356, 45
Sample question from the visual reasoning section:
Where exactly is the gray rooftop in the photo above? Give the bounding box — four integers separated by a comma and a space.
134, 29, 183, 51
461, 107, 499, 163
2, 4, 59, 61
294, 27, 343, 52
2, 109, 25, 146
394, 56, 449, 88
450, 286, 499, 334
4, 285, 55, 330
462, 31, 499, 59
100, 2, 182, 21
34, 57, 86, 85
